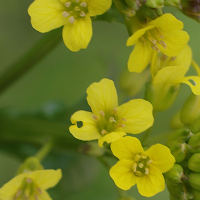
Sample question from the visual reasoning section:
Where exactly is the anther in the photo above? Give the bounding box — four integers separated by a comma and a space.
92, 115, 99, 121
158, 40, 167, 49
26, 177, 32, 183
100, 111, 105, 117
121, 118, 127, 121
151, 44, 160, 52
147, 159, 153, 165
80, 11, 86, 17
135, 154, 141, 161
76, 0, 80, 2
112, 108, 117, 115
109, 117, 116, 123
80, 2, 87, 7
148, 36, 157, 45
34, 195, 39, 200
65, 1, 71, 7
140, 36, 146, 45
62, 11, 70, 18
139, 163, 144, 168
15, 189, 22, 197
36, 188, 42, 194
118, 124, 125, 128
135, 171, 143, 177
141, 153, 147, 159
132, 163, 137, 172
101, 129, 108, 135
74, 6, 80, 11
170, 56, 176, 61
69, 16, 75, 23
145, 168, 149, 175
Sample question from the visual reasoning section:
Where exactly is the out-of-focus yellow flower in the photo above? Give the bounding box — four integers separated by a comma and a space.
28, 0, 112, 52
0, 169, 62, 200
69, 78, 154, 147
109, 136, 175, 197
127, 13, 189, 73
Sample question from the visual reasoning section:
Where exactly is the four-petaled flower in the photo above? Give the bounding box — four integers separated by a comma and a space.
127, 13, 189, 73
109, 136, 175, 197
0, 169, 62, 200
28, 0, 112, 52
69, 78, 154, 147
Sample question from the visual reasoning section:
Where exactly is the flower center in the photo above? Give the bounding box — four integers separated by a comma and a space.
139, 28, 167, 52
132, 153, 152, 177
13, 177, 42, 200
62, 0, 88, 23
92, 108, 127, 136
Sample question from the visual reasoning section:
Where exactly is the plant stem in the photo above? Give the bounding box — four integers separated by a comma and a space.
0, 28, 62, 95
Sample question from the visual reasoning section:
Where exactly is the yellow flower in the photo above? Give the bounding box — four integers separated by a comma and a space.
0, 169, 62, 200
109, 136, 175, 197
69, 78, 154, 147
127, 13, 189, 73
28, 0, 112, 52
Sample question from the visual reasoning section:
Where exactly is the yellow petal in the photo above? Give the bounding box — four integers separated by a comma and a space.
192, 60, 200, 76
110, 136, 144, 160
62, 15, 92, 52
98, 131, 126, 147
179, 76, 200, 95
37, 190, 52, 200
86, 78, 118, 116
157, 30, 189, 57
28, 0, 67, 33
145, 144, 175, 173
136, 165, 165, 197
150, 51, 159, 78
149, 13, 183, 30
109, 160, 136, 190
117, 99, 154, 134
0, 174, 26, 198
126, 25, 154, 46
29, 169, 62, 190
85, 0, 112, 16
128, 41, 153, 73
69, 111, 101, 141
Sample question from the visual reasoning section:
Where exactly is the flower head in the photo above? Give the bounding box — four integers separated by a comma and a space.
28, 0, 112, 52
0, 169, 62, 200
69, 78, 154, 147
127, 13, 189, 73
109, 136, 175, 197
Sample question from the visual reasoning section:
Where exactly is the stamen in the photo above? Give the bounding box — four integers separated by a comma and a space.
112, 108, 117, 115
148, 36, 157, 45
15, 189, 22, 197
151, 44, 160, 52
170, 56, 176, 61
74, 6, 80, 11
156, 28, 164, 38
132, 163, 137, 172
145, 168, 149, 175
80, 2, 87, 7
69, 16, 75, 23
139, 163, 144, 168
135, 154, 141, 161
100, 111, 105, 117
141, 153, 147, 159
92, 115, 99, 121
140, 36, 146, 45
147, 159, 153, 165
118, 124, 125, 128
34, 195, 39, 200
121, 118, 127, 121
76, 0, 80, 2
135, 171, 143, 177
65, 1, 71, 7
101, 129, 108, 135
36, 188, 42, 194
26, 177, 32, 183
158, 40, 167, 49
80, 11, 86, 17
109, 117, 116, 123
62, 11, 70, 18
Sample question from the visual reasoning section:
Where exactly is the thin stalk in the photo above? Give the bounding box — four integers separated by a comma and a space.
0, 28, 62, 94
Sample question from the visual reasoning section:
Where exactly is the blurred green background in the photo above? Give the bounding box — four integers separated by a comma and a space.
0, 1, 200, 199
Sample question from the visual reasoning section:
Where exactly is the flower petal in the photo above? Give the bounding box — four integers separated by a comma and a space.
117, 99, 154, 134
62, 15, 92, 52
109, 160, 136, 190
28, 0, 67, 33
149, 13, 183, 30
179, 76, 200, 95
38, 190, 52, 200
110, 136, 144, 160
128, 41, 153, 73
30, 169, 62, 190
86, 78, 118, 116
158, 30, 189, 57
98, 130, 126, 147
136, 165, 165, 197
145, 144, 175, 173
85, 0, 112, 16
0, 174, 26, 198
69, 111, 101, 141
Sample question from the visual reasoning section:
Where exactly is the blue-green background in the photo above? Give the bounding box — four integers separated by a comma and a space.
0, 1, 200, 199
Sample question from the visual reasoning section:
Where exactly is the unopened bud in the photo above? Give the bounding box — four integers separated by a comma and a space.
188, 132, 200, 153
125, 0, 145, 10
164, 0, 181, 8
145, 0, 164, 9
166, 179, 185, 198
189, 172, 200, 190
188, 153, 200, 172
192, 188, 200, 199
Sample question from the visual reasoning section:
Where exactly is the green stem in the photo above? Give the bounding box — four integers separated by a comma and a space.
35, 140, 54, 162
0, 28, 62, 95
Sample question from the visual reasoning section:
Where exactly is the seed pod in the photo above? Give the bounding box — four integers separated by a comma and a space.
188, 153, 200, 172
188, 172, 200, 190
188, 132, 200, 153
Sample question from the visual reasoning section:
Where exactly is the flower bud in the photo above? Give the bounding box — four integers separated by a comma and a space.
188, 172, 200, 190
145, 0, 164, 9
164, 0, 181, 8
120, 68, 150, 97
191, 118, 200, 134
165, 164, 184, 184
125, 0, 146, 10
170, 112, 185, 130
192, 188, 200, 200
188, 153, 200, 172
188, 132, 200, 153
166, 179, 185, 198
180, 94, 200, 126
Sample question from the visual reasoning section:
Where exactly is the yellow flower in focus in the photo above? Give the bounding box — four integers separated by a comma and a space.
127, 13, 189, 73
0, 169, 62, 200
69, 78, 154, 147
109, 136, 175, 197
28, 0, 112, 52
